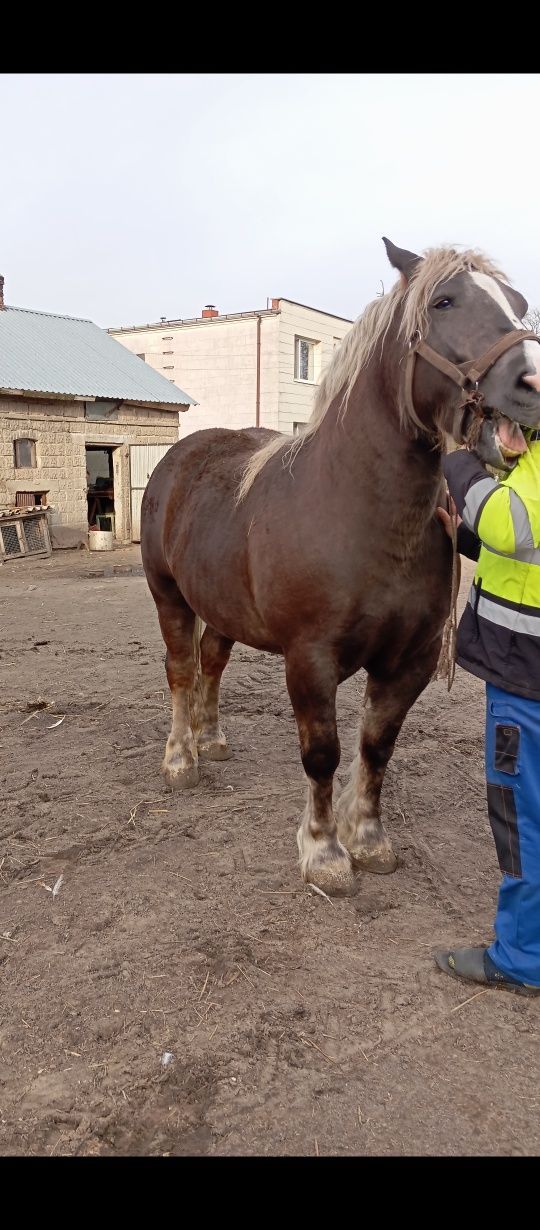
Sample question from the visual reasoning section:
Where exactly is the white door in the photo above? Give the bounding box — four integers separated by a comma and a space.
129, 444, 172, 542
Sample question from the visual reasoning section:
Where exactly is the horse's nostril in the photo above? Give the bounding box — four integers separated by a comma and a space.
521, 370, 540, 393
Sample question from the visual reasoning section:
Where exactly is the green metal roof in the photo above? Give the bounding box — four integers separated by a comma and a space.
0, 306, 195, 406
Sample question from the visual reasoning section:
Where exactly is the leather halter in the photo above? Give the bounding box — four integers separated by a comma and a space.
403, 329, 540, 432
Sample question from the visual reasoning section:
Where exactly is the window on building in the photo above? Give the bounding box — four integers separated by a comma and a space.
86, 401, 119, 421
136, 352, 145, 361
13, 438, 37, 468
163, 365, 174, 370
294, 336, 316, 382
333, 336, 341, 351
162, 336, 173, 341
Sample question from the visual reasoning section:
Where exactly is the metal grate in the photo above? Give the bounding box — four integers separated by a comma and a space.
1, 523, 22, 557
22, 518, 45, 553
0, 511, 51, 561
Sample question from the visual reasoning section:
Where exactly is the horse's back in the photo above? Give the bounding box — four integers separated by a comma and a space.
148, 426, 275, 493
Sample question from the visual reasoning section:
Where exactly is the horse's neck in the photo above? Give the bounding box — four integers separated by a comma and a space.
312, 379, 443, 553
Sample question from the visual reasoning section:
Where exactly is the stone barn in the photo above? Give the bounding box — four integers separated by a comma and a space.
0, 277, 194, 547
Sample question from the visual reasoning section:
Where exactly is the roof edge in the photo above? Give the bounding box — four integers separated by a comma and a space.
108, 298, 354, 333
4, 304, 94, 324
0, 385, 194, 409
275, 298, 354, 323
108, 307, 280, 334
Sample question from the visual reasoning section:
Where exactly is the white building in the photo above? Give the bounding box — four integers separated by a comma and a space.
109, 298, 353, 438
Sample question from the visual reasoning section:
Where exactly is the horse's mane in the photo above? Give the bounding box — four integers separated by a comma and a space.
237, 246, 507, 502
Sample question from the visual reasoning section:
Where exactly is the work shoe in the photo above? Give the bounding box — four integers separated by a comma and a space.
435, 946, 540, 997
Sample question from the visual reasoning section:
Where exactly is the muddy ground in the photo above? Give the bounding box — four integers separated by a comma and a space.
0, 545, 539, 1156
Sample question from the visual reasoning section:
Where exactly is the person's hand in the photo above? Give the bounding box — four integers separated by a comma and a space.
436, 498, 461, 539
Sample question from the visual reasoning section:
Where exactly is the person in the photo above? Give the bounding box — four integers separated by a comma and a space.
435, 430, 540, 996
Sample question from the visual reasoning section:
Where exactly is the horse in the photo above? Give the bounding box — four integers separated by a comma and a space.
141, 239, 540, 897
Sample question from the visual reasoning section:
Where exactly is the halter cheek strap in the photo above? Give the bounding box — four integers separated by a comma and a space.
404, 329, 540, 430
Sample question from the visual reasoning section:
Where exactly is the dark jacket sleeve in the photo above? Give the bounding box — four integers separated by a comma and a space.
442, 450, 491, 517
456, 523, 481, 561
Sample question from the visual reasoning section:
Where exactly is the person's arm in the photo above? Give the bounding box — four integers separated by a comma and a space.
437, 501, 481, 560
457, 522, 481, 560
443, 450, 535, 555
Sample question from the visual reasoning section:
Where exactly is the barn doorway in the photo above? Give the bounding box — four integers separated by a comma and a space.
86, 446, 116, 534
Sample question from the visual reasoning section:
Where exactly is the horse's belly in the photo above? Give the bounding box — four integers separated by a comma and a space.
178, 569, 282, 654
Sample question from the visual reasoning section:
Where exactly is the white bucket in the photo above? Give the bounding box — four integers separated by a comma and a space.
88, 530, 114, 552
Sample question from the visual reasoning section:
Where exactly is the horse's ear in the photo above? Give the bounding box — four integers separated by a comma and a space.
382, 237, 422, 284
496, 279, 528, 322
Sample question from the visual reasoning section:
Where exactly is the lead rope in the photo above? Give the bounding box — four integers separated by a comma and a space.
436, 411, 486, 690
433, 490, 459, 690
432, 403, 483, 691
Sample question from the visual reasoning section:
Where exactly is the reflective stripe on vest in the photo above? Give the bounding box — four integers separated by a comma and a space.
482, 542, 540, 567
468, 587, 540, 638
462, 479, 534, 553
463, 476, 498, 531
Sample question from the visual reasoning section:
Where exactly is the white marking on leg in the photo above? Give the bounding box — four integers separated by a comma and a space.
296, 785, 354, 895
297, 796, 322, 881
163, 687, 198, 779
336, 749, 396, 869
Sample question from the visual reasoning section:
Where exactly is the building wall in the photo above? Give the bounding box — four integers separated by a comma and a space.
110, 301, 353, 440
0, 396, 181, 542
276, 301, 353, 435
111, 315, 280, 437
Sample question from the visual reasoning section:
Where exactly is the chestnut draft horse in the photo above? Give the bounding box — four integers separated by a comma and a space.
141, 239, 540, 897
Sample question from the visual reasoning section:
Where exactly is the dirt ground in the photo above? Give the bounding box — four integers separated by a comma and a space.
1, 544, 539, 1157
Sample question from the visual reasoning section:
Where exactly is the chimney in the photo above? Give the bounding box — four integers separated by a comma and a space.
271, 298, 280, 310
0, 275, 4, 310
202, 304, 219, 319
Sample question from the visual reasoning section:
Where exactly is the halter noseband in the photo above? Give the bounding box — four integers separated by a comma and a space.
403, 329, 540, 439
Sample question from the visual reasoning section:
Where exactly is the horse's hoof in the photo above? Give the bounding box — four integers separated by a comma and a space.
304, 858, 358, 898
350, 844, 398, 874
162, 761, 199, 789
198, 740, 232, 762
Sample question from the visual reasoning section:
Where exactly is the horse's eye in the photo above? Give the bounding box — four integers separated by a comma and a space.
433, 298, 453, 310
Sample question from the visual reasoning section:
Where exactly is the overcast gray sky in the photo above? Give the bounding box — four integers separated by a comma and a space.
2, 73, 540, 328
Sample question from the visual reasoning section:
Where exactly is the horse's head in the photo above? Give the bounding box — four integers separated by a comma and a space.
383, 238, 540, 469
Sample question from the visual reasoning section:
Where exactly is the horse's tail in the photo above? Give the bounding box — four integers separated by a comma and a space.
193, 614, 205, 678
190, 615, 206, 732
432, 514, 461, 690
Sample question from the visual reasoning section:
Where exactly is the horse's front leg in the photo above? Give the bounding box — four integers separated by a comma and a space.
337, 661, 434, 873
285, 646, 356, 897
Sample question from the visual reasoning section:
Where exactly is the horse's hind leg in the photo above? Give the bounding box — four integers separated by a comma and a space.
337, 664, 433, 872
194, 625, 234, 761
153, 580, 199, 789
286, 646, 356, 896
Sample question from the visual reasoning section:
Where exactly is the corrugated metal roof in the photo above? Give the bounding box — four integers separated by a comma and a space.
0, 306, 195, 406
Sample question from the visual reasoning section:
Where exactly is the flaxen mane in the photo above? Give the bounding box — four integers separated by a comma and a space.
236, 246, 506, 502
